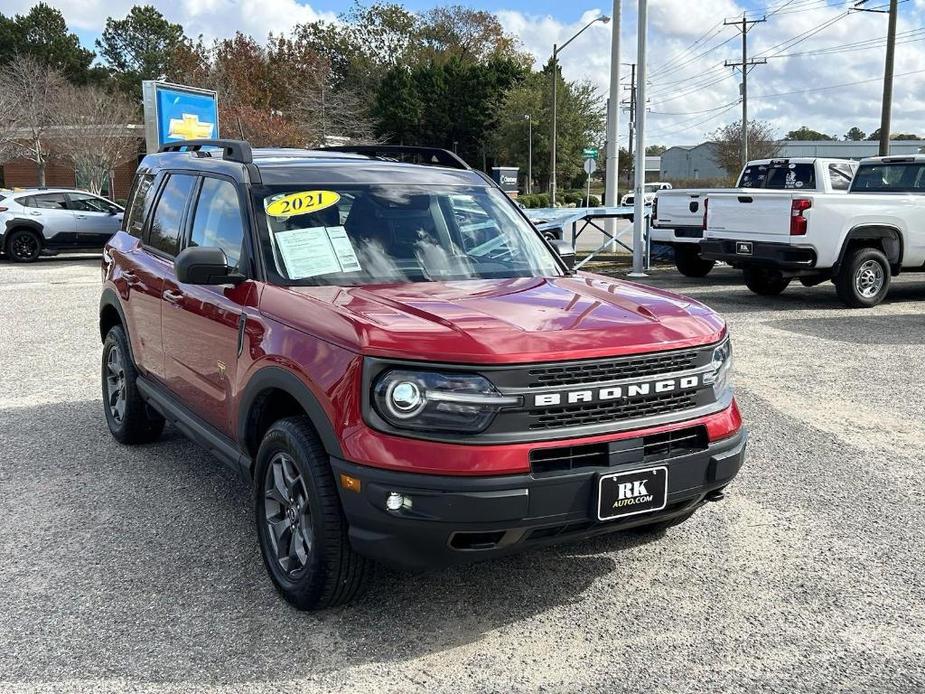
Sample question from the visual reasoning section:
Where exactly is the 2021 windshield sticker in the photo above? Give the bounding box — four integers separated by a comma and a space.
264, 190, 340, 218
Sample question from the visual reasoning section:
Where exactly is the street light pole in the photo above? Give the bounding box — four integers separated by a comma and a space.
524, 115, 533, 194
550, 15, 610, 206
630, 0, 648, 277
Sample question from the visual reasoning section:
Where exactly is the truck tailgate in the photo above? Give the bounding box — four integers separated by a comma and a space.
706, 192, 797, 240
654, 190, 709, 228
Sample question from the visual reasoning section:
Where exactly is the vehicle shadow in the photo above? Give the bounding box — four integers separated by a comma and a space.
0, 398, 663, 687
766, 313, 925, 345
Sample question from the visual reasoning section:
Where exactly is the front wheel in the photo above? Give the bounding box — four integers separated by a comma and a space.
254, 416, 371, 610
834, 247, 891, 308
743, 267, 791, 296
674, 246, 715, 277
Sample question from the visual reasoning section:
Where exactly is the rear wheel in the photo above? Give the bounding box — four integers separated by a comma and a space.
674, 246, 715, 277
743, 267, 791, 296
5, 228, 42, 262
102, 325, 165, 444
834, 246, 891, 308
254, 416, 371, 610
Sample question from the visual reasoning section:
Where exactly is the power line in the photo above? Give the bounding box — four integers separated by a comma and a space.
647, 101, 741, 138
766, 26, 925, 57
749, 66, 925, 100
647, 21, 725, 78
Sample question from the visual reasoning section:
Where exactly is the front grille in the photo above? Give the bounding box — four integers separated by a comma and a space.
525, 349, 700, 388
527, 391, 698, 430
530, 442, 609, 474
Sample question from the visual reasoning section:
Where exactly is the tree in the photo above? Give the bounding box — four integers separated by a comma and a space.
418, 6, 530, 66
844, 126, 866, 141
0, 56, 66, 186
786, 126, 834, 141
0, 4, 96, 83
97, 6, 186, 97
372, 67, 423, 143
52, 85, 140, 194
645, 144, 667, 156
866, 128, 920, 141
709, 120, 780, 177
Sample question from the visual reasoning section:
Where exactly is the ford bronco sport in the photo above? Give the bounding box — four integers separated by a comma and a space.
100, 140, 745, 610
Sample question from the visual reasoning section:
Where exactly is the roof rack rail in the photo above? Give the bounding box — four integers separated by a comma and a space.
159, 139, 253, 164
319, 145, 470, 171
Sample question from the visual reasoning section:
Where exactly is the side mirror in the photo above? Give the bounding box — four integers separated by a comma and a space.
175, 246, 245, 285
550, 238, 575, 270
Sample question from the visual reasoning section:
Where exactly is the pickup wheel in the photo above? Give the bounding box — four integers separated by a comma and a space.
674, 246, 715, 277
743, 267, 790, 296
5, 228, 42, 263
101, 325, 165, 444
254, 416, 371, 610
834, 247, 891, 308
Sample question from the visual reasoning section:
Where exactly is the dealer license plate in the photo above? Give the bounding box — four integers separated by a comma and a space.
597, 466, 668, 521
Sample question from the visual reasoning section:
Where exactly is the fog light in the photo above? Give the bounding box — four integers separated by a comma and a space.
386, 492, 412, 512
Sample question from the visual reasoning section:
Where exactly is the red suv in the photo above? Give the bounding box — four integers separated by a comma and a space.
100, 140, 745, 609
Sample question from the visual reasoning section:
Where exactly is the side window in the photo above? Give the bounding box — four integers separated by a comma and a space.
125, 174, 156, 238
829, 163, 853, 191
188, 177, 245, 268
68, 193, 119, 213
28, 193, 69, 210
147, 174, 195, 256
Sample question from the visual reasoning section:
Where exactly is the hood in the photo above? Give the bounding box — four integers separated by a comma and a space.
259, 273, 726, 364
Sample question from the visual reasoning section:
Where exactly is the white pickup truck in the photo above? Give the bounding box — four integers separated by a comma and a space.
651, 158, 857, 277
701, 154, 925, 307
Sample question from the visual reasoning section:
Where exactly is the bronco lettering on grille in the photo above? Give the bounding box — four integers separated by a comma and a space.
532, 374, 702, 408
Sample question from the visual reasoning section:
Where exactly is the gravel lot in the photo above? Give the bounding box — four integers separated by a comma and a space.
1, 256, 923, 693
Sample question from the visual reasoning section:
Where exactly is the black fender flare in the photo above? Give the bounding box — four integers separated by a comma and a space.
4, 219, 44, 245
836, 225, 904, 272
98, 288, 135, 362
237, 366, 343, 459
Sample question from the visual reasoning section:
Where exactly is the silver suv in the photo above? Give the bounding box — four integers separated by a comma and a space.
0, 188, 124, 262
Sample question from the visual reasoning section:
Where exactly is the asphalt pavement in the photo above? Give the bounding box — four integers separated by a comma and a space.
0, 256, 923, 693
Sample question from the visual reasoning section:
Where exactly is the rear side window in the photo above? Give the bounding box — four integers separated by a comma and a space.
829, 163, 854, 191
147, 174, 195, 256
23, 192, 69, 209
188, 177, 245, 268
125, 174, 156, 238
851, 163, 925, 192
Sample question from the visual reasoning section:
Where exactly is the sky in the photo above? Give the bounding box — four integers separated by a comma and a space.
1, 0, 923, 147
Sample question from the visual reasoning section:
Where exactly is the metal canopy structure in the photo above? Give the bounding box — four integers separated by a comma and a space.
523, 206, 650, 271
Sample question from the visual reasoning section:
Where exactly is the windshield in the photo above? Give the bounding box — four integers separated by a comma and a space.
738, 163, 815, 190
254, 184, 562, 286
644, 184, 662, 193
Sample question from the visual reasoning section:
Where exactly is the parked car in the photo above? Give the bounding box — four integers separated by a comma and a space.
701, 154, 925, 307
0, 188, 124, 262
652, 158, 858, 277
620, 181, 672, 208
99, 140, 745, 609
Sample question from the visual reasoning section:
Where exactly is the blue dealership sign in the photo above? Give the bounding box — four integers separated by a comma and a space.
142, 81, 219, 153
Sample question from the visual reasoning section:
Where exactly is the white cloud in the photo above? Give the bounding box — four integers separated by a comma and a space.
498, 0, 925, 145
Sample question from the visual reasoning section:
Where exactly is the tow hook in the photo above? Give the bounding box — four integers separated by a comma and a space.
705, 489, 726, 503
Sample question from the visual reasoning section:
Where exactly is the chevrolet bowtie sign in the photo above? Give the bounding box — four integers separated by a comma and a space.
142, 81, 219, 154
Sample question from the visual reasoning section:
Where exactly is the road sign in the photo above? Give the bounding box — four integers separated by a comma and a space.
582, 147, 599, 158
583, 158, 597, 175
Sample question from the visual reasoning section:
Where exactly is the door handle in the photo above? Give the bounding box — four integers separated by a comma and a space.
75, 214, 87, 219
163, 289, 184, 304
122, 270, 139, 285
29, 211, 41, 216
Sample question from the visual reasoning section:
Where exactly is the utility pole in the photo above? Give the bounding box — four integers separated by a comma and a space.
623, 62, 636, 190
604, 0, 622, 208
724, 13, 766, 166
850, 0, 896, 155
630, 0, 648, 277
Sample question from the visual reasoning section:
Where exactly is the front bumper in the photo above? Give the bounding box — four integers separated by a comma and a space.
701, 239, 816, 270
332, 429, 746, 570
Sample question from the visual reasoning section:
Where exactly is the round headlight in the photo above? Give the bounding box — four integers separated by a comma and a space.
387, 380, 425, 418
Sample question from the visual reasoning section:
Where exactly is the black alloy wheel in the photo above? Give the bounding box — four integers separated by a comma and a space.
263, 453, 315, 575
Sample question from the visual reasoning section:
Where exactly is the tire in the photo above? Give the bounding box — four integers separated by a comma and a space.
5, 228, 42, 263
254, 416, 371, 610
674, 246, 715, 277
834, 246, 891, 308
102, 325, 165, 444
743, 267, 791, 296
